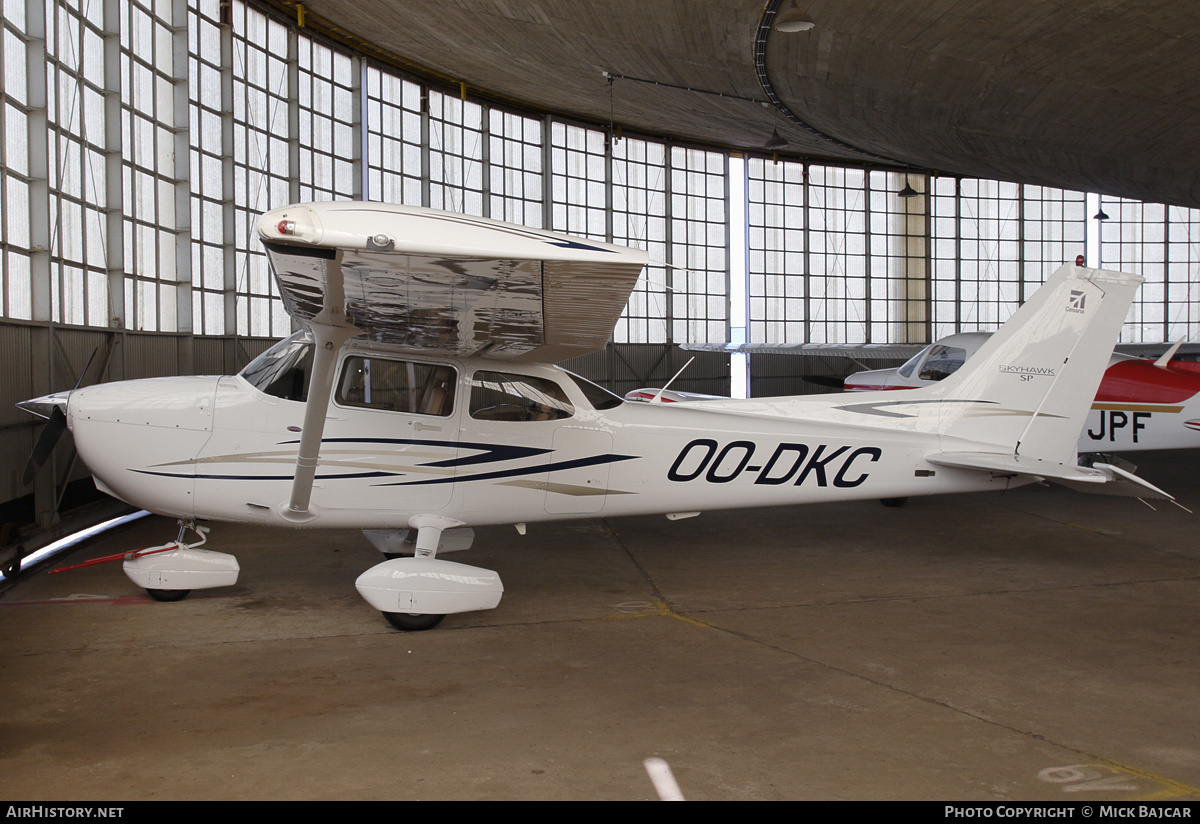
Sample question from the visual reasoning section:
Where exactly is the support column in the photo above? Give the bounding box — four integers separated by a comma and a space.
172, 0, 194, 371
287, 27, 300, 204
420, 87, 431, 208
26, 0, 50, 325
102, 0, 125, 335
350, 54, 362, 200
219, 4, 236, 343
25, 1, 55, 527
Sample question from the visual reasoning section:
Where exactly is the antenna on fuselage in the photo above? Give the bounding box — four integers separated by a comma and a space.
653, 356, 695, 403
1153, 338, 1187, 369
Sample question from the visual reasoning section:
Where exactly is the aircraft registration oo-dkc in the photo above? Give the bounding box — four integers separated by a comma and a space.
16, 202, 1174, 631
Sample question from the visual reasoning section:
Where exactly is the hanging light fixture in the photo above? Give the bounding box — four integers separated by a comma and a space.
898, 177, 918, 198
1094, 206, 1110, 220
775, 15, 815, 33
774, 1, 816, 33
764, 127, 788, 150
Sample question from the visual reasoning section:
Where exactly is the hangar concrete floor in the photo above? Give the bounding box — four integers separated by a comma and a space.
2, 451, 1198, 801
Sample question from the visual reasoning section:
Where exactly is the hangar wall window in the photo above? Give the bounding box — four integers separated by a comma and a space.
929, 181, 1092, 339
931, 178, 1022, 336
670, 147, 728, 344
867, 170, 928, 345
228, 1, 294, 338
365, 68, 422, 207
1020, 186, 1086, 300
612, 137, 668, 343
295, 37, 356, 203
550, 121, 607, 240
748, 158, 806, 343
805, 165, 869, 343
489, 110, 543, 228
188, 0, 229, 335
1099, 197, 1200, 343
428, 90, 483, 216
746, 161, 926, 345
47, 0, 111, 328
121, 0, 186, 333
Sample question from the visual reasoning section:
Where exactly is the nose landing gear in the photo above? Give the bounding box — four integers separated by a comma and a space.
122, 522, 239, 600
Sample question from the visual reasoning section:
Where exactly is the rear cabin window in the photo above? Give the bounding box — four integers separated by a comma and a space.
336, 356, 457, 417
469, 371, 574, 422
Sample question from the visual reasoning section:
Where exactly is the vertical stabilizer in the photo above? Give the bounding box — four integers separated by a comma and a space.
924, 264, 1141, 464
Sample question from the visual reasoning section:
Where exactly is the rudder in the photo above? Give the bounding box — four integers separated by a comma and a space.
922, 263, 1142, 464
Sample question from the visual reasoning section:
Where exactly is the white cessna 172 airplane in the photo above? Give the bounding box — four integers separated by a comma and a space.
17, 202, 1172, 630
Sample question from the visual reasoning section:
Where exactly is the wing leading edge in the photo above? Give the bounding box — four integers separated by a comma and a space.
258, 202, 648, 363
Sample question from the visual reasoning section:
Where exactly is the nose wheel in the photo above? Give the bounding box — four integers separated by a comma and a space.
146, 588, 192, 602
382, 612, 446, 632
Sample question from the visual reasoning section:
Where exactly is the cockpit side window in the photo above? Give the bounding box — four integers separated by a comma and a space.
239, 332, 315, 402
336, 356, 456, 417
918, 345, 967, 381
469, 371, 574, 422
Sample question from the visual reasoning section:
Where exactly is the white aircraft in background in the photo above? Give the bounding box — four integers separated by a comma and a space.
844, 333, 1200, 453
17, 202, 1170, 630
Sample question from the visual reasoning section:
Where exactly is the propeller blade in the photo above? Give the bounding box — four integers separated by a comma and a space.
23, 405, 68, 485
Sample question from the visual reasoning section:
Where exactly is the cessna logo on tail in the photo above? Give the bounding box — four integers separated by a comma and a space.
1068, 290, 1087, 313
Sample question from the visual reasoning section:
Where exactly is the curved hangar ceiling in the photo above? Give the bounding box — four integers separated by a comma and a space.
278, 0, 1200, 208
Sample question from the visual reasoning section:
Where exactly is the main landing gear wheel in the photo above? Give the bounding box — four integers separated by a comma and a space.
146, 588, 191, 602
383, 612, 445, 632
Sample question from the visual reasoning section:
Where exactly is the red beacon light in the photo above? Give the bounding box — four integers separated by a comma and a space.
1075, 254, 1085, 266
277, 219, 296, 235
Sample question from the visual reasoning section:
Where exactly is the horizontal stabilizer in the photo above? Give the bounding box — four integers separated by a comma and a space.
927, 452, 1174, 500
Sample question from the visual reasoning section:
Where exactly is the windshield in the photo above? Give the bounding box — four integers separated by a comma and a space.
239, 331, 314, 401
897, 346, 929, 378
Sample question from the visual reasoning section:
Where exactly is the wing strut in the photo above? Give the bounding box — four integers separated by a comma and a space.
275, 246, 361, 522
281, 323, 361, 522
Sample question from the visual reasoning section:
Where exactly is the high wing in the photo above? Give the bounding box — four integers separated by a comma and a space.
256, 202, 649, 521
258, 202, 648, 363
